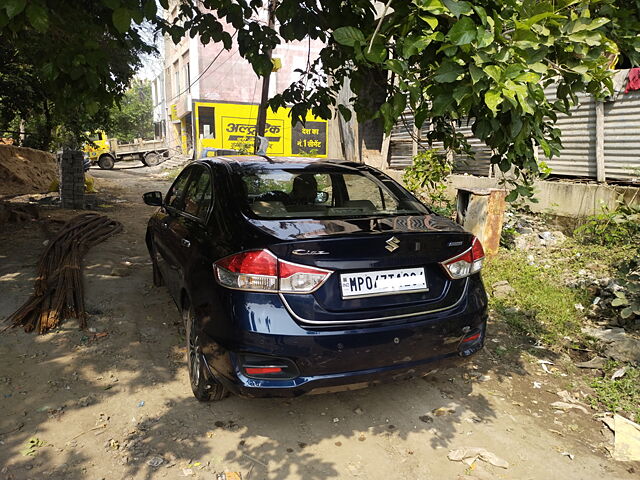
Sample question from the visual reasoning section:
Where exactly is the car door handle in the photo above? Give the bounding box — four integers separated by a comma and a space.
181, 239, 191, 248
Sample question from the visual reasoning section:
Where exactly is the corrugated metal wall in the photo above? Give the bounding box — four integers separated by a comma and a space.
387, 74, 640, 183
388, 114, 492, 175
388, 112, 416, 169
604, 90, 640, 181
542, 88, 598, 178
452, 122, 493, 176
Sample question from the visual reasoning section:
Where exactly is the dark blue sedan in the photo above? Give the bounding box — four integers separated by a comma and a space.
143, 156, 488, 401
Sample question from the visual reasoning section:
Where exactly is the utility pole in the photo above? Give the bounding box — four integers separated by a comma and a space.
254, 0, 277, 154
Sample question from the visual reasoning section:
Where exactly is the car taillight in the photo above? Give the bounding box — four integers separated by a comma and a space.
214, 249, 332, 293
441, 237, 485, 279
214, 249, 278, 292
278, 260, 332, 293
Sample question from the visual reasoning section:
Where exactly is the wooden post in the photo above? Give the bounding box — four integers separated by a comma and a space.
254, 0, 277, 154
595, 101, 606, 183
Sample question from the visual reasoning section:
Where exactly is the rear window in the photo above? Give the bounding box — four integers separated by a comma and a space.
241, 168, 428, 218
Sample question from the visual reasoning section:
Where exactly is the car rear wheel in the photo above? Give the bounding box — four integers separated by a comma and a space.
184, 305, 227, 402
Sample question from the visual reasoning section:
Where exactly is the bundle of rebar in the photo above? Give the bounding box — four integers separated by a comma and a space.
4, 213, 123, 334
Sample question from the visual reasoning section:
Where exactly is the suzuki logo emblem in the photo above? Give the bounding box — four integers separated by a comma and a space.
385, 236, 400, 252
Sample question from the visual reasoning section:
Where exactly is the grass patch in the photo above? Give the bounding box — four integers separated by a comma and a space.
483, 250, 590, 346
162, 166, 182, 181
588, 362, 640, 422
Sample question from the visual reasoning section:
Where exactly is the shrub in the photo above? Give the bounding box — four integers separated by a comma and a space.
403, 149, 454, 217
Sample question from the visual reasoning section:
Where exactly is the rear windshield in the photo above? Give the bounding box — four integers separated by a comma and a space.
240, 167, 429, 219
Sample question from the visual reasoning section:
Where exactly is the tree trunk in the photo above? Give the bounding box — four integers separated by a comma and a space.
356, 67, 387, 166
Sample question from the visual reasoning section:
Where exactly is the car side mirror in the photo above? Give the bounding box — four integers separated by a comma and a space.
143, 191, 163, 206
315, 191, 329, 204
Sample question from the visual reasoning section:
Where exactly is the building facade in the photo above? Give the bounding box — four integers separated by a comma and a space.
163, 2, 328, 158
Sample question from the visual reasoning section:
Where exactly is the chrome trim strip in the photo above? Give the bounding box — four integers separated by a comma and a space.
340, 287, 430, 300
279, 278, 468, 326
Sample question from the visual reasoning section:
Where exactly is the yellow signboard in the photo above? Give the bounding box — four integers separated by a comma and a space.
170, 104, 179, 122
193, 101, 328, 158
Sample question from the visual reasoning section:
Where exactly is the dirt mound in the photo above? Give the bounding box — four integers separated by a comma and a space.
0, 144, 58, 196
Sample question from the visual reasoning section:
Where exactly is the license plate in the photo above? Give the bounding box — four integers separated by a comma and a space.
340, 267, 428, 298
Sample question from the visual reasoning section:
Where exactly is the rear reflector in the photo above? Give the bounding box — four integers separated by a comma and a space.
462, 332, 481, 343
214, 249, 332, 293
441, 236, 485, 279
244, 367, 283, 375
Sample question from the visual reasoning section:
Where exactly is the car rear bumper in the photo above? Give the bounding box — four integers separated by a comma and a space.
199, 282, 487, 398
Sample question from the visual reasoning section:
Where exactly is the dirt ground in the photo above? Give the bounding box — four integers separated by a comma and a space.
0, 161, 637, 480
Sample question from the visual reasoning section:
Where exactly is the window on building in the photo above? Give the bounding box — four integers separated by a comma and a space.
184, 62, 190, 93
198, 106, 215, 139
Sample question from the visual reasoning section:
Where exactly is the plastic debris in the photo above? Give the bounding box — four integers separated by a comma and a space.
560, 451, 575, 460
538, 359, 554, 374
611, 366, 628, 380
216, 474, 242, 480
613, 414, 640, 462
432, 406, 456, 416
533, 381, 542, 389
20, 437, 46, 456
137, 401, 145, 407
447, 447, 509, 469
147, 456, 164, 467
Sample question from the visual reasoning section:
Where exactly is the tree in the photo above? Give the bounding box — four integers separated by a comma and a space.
162, 0, 640, 199
108, 79, 154, 142
0, 0, 157, 149
2, 1, 639, 199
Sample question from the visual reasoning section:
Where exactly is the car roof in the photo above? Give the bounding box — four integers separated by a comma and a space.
199, 155, 367, 172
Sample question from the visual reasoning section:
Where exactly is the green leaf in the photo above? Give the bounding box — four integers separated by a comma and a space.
391, 92, 407, 117
483, 65, 502, 83
515, 72, 541, 83
505, 190, 518, 202
112, 7, 131, 33
332, 26, 364, 47
418, 0, 446, 15
510, 114, 523, 137
453, 84, 471, 104
4, 0, 26, 18
402, 35, 431, 57
431, 94, 455, 116
530, 62, 548, 74
433, 61, 464, 83
611, 297, 628, 307
570, 64, 589, 74
386, 59, 407, 75
442, 0, 473, 18
620, 306, 634, 319
143, 0, 157, 19
103, 0, 120, 9
448, 17, 476, 46
26, 3, 48, 32
469, 64, 484, 84
420, 15, 439, 29
484, 88, 502, 113
338, 104, 352, 122
364, 42, 387, 63
524, 12, 562, 28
